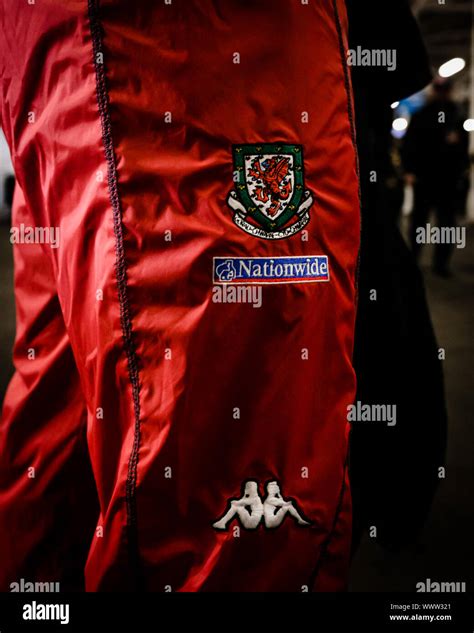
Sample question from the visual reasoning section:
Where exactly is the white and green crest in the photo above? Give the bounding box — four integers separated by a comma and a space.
227, 143, 313, 240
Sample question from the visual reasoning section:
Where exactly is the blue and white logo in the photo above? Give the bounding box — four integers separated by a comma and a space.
213, 256, 329, 284
215, 259, 238, 282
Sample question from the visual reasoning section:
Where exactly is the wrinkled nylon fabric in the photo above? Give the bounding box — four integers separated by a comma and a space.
0, 184, 98, 591
0, 0, 359, 591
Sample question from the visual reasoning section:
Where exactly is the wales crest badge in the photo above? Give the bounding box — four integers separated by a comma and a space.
227, 143, 314, 240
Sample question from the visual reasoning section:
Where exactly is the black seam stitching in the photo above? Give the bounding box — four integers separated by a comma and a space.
308, 0, 360, 589
332, 0, 362, 295
87, 0, 143, 588
309, 451, 350, 589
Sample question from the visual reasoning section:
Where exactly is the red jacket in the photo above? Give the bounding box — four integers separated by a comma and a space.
0, 0, 360, 591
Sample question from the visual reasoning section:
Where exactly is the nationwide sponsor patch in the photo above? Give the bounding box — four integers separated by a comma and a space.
213, 255, 329, 284
227, 143, 314, 240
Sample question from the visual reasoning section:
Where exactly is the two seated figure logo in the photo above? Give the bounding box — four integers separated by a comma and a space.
213, 480, 312, 531
227, 144, 314, 240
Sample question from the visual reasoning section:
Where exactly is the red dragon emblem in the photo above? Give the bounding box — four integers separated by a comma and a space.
248, 156, 292, 217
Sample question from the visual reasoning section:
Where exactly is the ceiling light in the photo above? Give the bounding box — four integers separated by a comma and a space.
392, 118, 408, 131
439, 58, 466, 78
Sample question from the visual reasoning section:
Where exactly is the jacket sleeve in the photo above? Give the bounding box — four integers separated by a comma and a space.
0, 183, 99, 591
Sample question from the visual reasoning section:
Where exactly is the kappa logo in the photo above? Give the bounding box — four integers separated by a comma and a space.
227, 143, 314, 240
212, 480, 312, 531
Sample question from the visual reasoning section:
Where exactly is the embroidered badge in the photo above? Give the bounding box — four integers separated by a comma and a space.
212, 480, 312, 531
213, 256, 329, 284
227, 143, 314, 240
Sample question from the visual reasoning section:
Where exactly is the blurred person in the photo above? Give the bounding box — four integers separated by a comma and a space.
346, 0, 447, 553
402, 78, 469, 276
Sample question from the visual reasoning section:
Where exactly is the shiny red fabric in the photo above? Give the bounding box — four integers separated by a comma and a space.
0, 0, 360, 591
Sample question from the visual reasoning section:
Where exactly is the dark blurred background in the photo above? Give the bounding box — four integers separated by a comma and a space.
0, 0, 473, 592
348, 0, 474, 591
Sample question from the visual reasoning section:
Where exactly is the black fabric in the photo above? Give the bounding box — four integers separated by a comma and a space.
346, 0, 447, 549
346, 0, 432, 109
